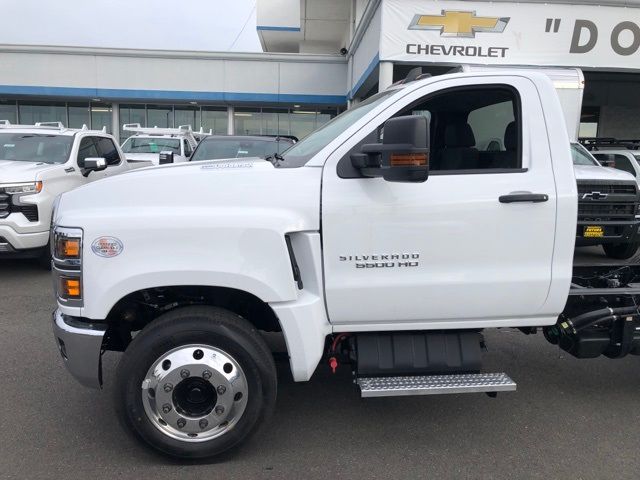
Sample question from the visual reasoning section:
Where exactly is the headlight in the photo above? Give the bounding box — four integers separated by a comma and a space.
3, 181, 42, 195
53, 227, 83, 266
53, 226, 83, 306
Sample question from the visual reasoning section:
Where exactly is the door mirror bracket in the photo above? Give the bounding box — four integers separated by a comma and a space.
350, 115, 430, 183
82, 157, 107, 177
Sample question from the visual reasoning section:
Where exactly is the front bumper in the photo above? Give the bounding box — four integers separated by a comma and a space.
0, 223, 49, 255
576, 219, 640, 246
52, 308, 106, 389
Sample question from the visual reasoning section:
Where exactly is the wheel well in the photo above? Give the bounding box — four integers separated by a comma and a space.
104, 285, 282, 351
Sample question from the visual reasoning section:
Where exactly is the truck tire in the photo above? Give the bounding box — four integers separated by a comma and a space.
38, 244, 52, 270
602, 242, 640, 260
114, 305, 277, 459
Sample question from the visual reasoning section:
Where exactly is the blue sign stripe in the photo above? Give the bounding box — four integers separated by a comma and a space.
0, 84, 346, 105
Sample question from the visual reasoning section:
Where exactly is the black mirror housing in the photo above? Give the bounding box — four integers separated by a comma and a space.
82, 157, 107, 177
159, 151, 174, 165
352, 115, 430, 183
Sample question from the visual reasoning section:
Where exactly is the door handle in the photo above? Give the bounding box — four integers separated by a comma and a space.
499, 193, 549, 203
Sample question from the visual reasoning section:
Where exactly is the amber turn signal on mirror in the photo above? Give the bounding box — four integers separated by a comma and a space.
390, 153, 428, 166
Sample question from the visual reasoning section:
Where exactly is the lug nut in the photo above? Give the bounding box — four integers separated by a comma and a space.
162, 404, 172, 414
177, 418, 186, 428
202, 370, 212, 380
215, 405, 225, 415
163, 383, 173, 393
216, 385, 226, 395
180, 369, 190, 379
199, 419, 208, 429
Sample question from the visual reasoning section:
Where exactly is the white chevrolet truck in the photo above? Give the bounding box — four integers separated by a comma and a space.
0, 121, 140, 265
51, 70, 640, 459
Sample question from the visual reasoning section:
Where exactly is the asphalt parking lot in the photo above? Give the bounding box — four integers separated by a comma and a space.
1, 247, 639, 480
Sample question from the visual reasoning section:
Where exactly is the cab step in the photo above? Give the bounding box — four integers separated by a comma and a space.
357, 372, 516, 398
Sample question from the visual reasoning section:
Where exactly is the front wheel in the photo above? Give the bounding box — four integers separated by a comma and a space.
602, 242, 640, 260
114, 306, 277, 459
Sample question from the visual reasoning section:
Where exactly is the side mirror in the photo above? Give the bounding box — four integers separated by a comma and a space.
82, 157, 107, 177
159, 151, 174, 165
351, 115, 429, 183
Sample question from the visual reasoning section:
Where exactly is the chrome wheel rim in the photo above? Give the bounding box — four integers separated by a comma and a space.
141, 344, 248, 442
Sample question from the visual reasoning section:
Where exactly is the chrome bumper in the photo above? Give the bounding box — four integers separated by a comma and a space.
52, 308, 106, 389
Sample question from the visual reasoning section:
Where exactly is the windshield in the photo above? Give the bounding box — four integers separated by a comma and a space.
571, 143, 599, 166
191, 138, 291, 161
122, 137, 181, 154
0, 133, 73, 164
279, 90, 396, 167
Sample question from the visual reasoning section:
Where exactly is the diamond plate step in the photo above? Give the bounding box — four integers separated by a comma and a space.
357, 373, 516, 398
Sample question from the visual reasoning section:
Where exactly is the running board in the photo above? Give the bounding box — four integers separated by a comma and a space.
357, 373, 516, 398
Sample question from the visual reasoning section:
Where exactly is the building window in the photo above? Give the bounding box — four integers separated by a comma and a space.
147, 105, 174, 129
68, 103, 91, 129
18, 102, 66, 125
201, 107, 227, 134
0, 100, 17, 124
290, 109, 317, 140
234, 108, 261, 135
119, 105, 146, 140
261, 108, 289, 135
91, 103, 112, 133
175, 107, 200, 130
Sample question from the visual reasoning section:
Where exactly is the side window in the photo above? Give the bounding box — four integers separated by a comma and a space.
404, 86, 521, 172
612, 154, 636, 177
77, 137, 99, 168
96, 137, 121, 166
183, 139, 192, 157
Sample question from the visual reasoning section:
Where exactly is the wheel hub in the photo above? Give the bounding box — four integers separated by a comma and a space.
141, 344, 248, 442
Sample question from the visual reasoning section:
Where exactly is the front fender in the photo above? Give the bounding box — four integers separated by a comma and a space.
80, 221, 300, 319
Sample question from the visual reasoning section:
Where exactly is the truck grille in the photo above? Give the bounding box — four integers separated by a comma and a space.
0, 192, 9, 219
0, 189, 39, 222
577, 180, 638, 223
578, 203, 636, 220
577, 183, 637, 195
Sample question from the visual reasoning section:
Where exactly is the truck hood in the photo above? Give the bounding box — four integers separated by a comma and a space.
0, 159, 59, 183
573, 164, 636, 182
55, 157, 321, 230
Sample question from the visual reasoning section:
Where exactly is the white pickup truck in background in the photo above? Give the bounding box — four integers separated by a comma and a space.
120, 124, 199, 165
50, 68, 640, 460
0, 121, 143, 265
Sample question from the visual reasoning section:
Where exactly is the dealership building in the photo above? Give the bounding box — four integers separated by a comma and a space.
1, 0, 640, 141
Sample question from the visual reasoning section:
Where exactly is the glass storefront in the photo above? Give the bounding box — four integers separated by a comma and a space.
201, 107, 227, 134
19, 102, 66, 125
0, 99, 338, 142
90, 104, 113, 133
0, 100, 17, 124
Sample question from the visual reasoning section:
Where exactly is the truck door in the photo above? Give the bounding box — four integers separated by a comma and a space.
322, 76, 559, 327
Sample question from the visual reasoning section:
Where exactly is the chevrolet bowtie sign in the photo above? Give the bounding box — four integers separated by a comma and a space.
409, 10, 510, 38
377, 0, 640, 70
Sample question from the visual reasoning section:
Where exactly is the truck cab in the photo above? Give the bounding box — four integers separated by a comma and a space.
120, 124, 198, 165
0, 121, 136, 264
51, 70, 583, 458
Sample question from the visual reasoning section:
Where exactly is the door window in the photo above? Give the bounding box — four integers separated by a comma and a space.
611, 154, 636, 177
77, 137, 99, 168
183, 139, 192, 157
96, 137, 121, 166
403, 86, 521, 172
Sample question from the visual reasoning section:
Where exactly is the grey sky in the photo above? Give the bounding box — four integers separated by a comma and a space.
0, 0, 261, 52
